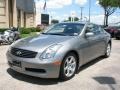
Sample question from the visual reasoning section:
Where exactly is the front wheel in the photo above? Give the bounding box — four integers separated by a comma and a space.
116, 37, 120, 40
103, 43, 111, 58
59, 53, 77, 80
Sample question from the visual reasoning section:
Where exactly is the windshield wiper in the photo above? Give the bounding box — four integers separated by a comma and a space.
50, 33, 67, 36
42, 33, 78, 36
41, 33, 49, 35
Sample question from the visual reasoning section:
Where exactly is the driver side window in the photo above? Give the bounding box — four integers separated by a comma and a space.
86, 24, 100, 35
86, 24, 94, 33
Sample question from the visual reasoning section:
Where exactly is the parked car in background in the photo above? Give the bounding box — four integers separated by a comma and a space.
104, 26, 118, 38
0, 27, 20, 45
114, 26, 120, 40
7, 22, 111, 80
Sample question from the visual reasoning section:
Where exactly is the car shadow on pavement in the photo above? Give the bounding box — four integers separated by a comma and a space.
7, 68, 62, 85
93, 76, 116, 90
77, 56, 105, 74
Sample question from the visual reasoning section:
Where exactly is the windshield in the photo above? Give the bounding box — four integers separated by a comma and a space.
43, 23, 84, 36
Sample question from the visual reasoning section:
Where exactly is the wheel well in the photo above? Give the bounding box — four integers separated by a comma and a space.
108, 40, 112, 47
66, 50, 80, 69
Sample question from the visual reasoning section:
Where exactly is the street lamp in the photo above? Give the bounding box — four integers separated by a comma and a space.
89, 0, 91, 22
80, 7, 84, 21
71, 11, 76, 22
84, 17, 88, 21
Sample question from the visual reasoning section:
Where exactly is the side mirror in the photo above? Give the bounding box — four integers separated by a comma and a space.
86, 32, 94, 37
104, 28, 107, 31
88, 24, 94, 29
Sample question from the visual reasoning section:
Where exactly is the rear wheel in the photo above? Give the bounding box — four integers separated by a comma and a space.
59, 53, 77, 80
103, 43, 111, 58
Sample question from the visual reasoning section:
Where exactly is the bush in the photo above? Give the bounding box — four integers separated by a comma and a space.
30, 28, 37, 32
20, 28, 31, 34
20, 27, 42, 34
0, 28, 7, 32
36, 27, 42, 32
0, 27, 42, 34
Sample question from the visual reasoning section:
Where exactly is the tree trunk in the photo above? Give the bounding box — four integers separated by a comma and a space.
104, 14, 108, 27
106, 15, 108, 26
104, 8, 107, 27
104, 15, 106, 26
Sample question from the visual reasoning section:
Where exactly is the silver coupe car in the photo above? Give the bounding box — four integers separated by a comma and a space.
7, 22, 111, 80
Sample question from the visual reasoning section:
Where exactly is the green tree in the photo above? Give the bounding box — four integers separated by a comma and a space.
74, 17, 79, 21
68, 17, 79, 21
68, 17, 72, 21
110, 0, 120, 7
51, 19, 59, 24
99, 0, 117, 26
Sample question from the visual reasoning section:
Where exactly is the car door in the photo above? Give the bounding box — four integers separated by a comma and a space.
96, 26, 107, 56
78, 36, 92, 65
85, 24, 105, 62
80, 24, 95, 64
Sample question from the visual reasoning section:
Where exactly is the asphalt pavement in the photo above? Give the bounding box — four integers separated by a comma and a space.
0, 39, 120, 90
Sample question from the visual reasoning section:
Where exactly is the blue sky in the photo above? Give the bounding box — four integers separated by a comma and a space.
35, 0, 120, 25
46, 0, 103, 15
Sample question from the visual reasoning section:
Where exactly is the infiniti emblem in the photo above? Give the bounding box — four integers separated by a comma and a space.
16, 51, 22, 55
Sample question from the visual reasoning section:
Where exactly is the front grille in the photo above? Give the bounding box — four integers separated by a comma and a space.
11, 47, 37, 58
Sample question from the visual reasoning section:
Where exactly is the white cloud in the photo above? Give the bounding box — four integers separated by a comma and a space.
108, 15, 120, 24
48, 11, 56, 15
75, 0, 87, 6
95, 0, 99, 6
90, 15, 104, 25
89, 14, 120, 25
70, 10, 77, 17
62, 14, 69, 20
35, 0, 72, 24
35, 0, 120, 25
36, 0, 72, 9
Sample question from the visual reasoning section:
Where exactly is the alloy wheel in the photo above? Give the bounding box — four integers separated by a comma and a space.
64, 56, 77, 77
106, 44, 111, 56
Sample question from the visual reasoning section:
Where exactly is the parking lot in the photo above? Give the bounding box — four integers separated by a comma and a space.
0, 39, 120, 90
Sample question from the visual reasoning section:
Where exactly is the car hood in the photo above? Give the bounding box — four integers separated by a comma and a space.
12, 34, 74, 52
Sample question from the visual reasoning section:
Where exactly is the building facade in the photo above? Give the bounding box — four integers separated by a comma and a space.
0, 0, 36, 28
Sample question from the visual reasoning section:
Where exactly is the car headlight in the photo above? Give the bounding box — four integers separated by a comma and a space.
40, 44, 62, 59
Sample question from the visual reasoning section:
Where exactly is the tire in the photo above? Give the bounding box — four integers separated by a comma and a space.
116, 37, 120, 40
59, 53, 77, 80
103, 43, 111, 58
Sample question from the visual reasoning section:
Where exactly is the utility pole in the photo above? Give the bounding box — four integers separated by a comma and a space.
71, 11, 76, 22
89, 0, 91, 22
50, 16, 52, 24
84, 17, 88, 21
80, 7, 83, 21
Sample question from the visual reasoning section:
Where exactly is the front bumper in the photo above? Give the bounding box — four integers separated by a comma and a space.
6, 51, 61, 78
